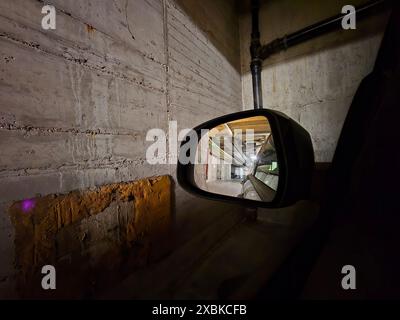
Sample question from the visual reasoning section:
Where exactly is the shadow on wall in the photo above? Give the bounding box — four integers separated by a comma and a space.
239, 0, 390, 162
175, 0, 241, 72
8, 176, 173, 299
239, 0, 390, 70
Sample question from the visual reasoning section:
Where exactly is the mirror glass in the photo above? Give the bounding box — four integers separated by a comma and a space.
193, 116, 279, 202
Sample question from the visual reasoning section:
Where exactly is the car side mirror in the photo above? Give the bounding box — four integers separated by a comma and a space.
177, 109, 314, 208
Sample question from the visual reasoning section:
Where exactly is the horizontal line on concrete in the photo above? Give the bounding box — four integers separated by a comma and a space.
0, 123, 144, 137
168, 62, 241, 99
168, 30, 221, 73
0, 158, 149, 179
0, 32, 166, 95
167, 44, 239, 88
168, 33, 226, 81
0, 12, 167, 90
170, 98, 239, 117
169, 72, 241, 105
0, 166, 168, 205
170, 82, 240, 108
167, 5, 222, 61
297, 95, 356, 109
33, 0, 166, 67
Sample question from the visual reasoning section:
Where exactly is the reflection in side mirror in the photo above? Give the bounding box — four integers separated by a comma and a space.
193, 116, 279, 202
177, 109, 314, 208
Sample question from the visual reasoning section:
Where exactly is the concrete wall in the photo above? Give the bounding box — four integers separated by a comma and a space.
2, 0, 389, 298
0, 0, 242, 297
10, 176, 172, 298
239, 0, 390, 162
175, 0, 241, 72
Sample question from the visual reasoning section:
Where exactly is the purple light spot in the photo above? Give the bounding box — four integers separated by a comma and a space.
21, 199, 35, 213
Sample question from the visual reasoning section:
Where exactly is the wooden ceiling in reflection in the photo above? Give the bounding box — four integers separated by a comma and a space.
213, 116, 270, 135
209, 116, 271, 163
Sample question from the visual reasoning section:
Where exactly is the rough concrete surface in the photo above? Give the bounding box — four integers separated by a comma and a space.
8, 176, 172, 299
0, 0, 243, 298
0, 0, 390, 299
239, 0, 389, 162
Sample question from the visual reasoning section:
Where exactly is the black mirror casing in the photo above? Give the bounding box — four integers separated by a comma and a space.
177, 109, 314, 208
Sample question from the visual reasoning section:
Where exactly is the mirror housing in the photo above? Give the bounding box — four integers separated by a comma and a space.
177, 109, 314, 208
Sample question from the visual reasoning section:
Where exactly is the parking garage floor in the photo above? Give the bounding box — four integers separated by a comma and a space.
205, 181, 243, 197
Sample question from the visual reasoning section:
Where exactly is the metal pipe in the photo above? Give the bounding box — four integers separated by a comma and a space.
250, 0, 263, 109
250, 60, 263, 109
259, 0, 387, 60
249, 0, 388, 109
